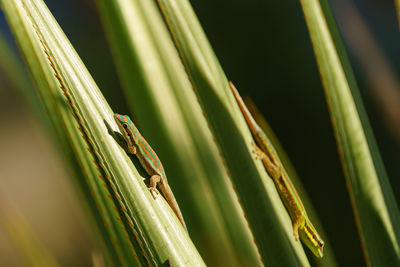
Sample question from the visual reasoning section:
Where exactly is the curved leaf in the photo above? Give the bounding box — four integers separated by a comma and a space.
300, 0, 400, 265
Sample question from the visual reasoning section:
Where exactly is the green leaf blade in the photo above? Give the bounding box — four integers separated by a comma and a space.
3, 0, 205, 266
300, 0, 400, 265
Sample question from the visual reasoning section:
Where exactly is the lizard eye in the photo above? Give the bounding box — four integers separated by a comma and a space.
123, 124, 128, 129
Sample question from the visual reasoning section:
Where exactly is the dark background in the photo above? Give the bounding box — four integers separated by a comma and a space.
0, 0, 398, 266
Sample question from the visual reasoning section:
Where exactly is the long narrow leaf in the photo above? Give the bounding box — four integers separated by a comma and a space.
300, 0, 400, 265
2, 0, 204, 266
3, 2, 134, 264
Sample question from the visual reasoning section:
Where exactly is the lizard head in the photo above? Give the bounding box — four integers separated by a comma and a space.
114, 114, 137, 154
300, 220, 324, 258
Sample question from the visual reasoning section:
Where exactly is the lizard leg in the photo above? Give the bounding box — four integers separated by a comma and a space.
252, 142, 281, 179
148, 174, 161, 199
251, 142, 262, 160
127, 145, 136, 155
292, 215, 306, 241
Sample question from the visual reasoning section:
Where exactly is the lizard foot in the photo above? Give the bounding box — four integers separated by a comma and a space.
148, 174, 161, 199
292, 215, 306, 241
148, 187, 159, 199
251, 142, 260, 160
251, 142, 266, 161
293, 225, 300, 241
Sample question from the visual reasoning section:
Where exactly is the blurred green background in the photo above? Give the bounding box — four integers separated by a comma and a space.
0, 0, 398, 266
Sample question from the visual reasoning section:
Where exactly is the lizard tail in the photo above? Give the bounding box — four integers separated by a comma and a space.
160, 187, 188, 232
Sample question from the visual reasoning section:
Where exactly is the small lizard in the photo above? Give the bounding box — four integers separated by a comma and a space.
114, 114, 187, 231
229, 82, 324, 257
